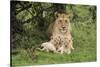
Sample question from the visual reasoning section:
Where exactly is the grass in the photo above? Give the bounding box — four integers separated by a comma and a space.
11, 22, 96, 66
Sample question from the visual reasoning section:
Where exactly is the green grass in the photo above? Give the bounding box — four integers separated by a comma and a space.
12, 23, 96, 66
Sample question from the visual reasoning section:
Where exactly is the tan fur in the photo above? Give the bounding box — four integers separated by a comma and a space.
50, 35, 61, 49
40, 42, 57, 53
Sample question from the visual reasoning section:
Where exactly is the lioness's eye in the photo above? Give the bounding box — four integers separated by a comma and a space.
65, 20, 67, 22
59, 20, 62, 22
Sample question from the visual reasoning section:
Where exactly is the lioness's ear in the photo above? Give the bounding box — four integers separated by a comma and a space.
66, 13, 73, 19
55, 12, 61, 18
66, 14, 70, 18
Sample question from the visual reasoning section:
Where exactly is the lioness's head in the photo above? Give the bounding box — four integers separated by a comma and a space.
54, 12, 71, 33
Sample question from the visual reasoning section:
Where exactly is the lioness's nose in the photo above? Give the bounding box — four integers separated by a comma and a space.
62, 26, 66, 29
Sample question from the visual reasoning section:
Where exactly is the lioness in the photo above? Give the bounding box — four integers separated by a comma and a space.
48, 12, 74, 54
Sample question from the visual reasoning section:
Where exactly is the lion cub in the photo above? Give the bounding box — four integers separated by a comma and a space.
39, 42, 57, 53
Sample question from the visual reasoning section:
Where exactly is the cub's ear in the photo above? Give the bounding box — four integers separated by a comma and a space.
54, 12, 61, 18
